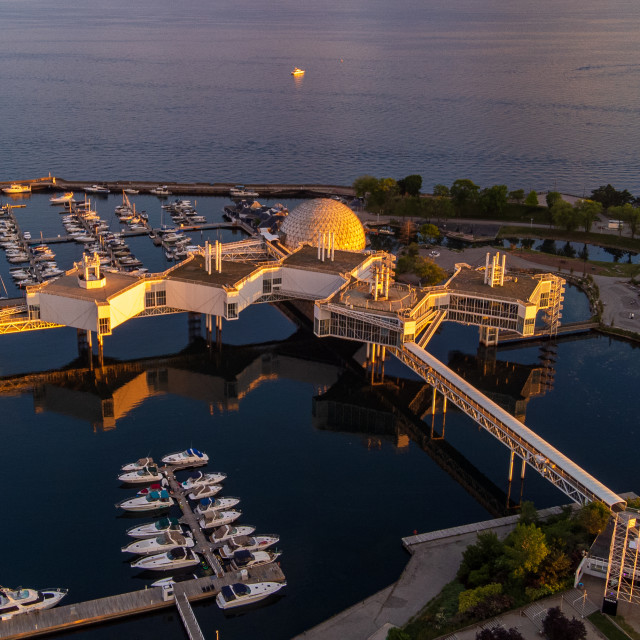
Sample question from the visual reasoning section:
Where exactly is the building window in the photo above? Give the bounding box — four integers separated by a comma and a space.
28, 305, 40, 320
99, 317, 111, 334
145, 291, 156, 308
263, 279, 272, 294
273, 277, 282, 288
156, 290, 166, 306
226, 302, 238, 320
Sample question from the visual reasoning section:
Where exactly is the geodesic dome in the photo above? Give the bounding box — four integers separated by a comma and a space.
280, 198, 366, 251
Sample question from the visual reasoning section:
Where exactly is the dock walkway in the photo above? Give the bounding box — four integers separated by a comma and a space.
174, 586, 206, 640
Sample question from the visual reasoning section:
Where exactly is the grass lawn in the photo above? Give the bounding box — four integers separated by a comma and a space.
589, 611, 639, 640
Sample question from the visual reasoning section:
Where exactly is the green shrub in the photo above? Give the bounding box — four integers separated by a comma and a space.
458, 583, 502, 613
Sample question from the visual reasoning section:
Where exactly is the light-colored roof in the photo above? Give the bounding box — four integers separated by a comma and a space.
281, 198, 366, 251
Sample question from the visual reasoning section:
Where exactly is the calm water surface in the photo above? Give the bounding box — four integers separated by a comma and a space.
2, 0, 640, 193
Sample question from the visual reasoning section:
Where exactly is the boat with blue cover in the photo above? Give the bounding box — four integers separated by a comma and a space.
180, 471, 226, 491
117, 489, 173, 512
126, 517, 183, 539
118, 465, 163, 484
161, 448, 209, 467
194, 496, 240, 517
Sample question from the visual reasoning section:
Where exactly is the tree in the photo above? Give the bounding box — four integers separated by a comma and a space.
399, 220, 416, 244
458, 531, 505, 587
433, 184, 450, 197
353, 175, 379, 198
536, 548, 572, 588
419, 223, 440, 241
577, 502, 610, 536
525, 190, 539, 207
398, 174, 422, 197
542, 607, 587, 640
479, 185, 508, 216
574, 199, 602, 232
551, 201, 580, 231
367, 178, 399, 213
590, 184, 634, 209
509, 189, 525, 204
476, 627, 524, 640
518, 501, 539, 526
450, 179, 480, 214
414, 257, 447, 285
611, 203, 640, 239
546, 191, 562, 209
504, 522, 549, 578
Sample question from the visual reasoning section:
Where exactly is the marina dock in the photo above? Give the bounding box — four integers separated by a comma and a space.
0, 460, 285, 639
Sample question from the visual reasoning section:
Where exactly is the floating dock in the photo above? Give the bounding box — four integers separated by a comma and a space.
0, 461, 285, 639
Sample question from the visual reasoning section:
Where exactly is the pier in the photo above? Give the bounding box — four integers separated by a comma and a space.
0, 458, 284, 639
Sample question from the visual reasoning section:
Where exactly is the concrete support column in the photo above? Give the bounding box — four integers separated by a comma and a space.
97, 334, 104, 367
521, 457, 526, 480
441, 395, 447, 436
508, 450, 515, 482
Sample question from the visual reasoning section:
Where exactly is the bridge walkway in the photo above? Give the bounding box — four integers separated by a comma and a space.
392, 342, 625, 510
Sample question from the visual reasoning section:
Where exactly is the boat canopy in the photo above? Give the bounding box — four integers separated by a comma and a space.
167, 532, 186, 545
220, 585, 236, 602
148, 490, 170, 501
233, 549, 254, 565
187, 448, 204, 457
169, 547, 188, 560
212, 525, 231, 540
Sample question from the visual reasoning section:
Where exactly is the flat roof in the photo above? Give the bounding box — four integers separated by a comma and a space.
167, 254, 259, 289
448, 267, 540, 302
37, 269, 142, 303
282, 245, 370, 275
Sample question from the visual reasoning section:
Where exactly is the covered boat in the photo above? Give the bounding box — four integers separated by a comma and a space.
0, 586, 67, 620
121, 531, 194, 555
127, 517, 182, 539
180, 471, 226, 491
199, 509, 242, 530
130, 547, 199, 571
229, 549, 281, 570
121, 457, 155, 472
218, 534, 280, 559
188, 483, 222, 500
216, 581, 285, 610
137, 480, 168, 496
161, 448, 208, 467
118, 465, 163, 484
194, 497, 240, 517
117, 489, 173, 512
209, 524, 256, 544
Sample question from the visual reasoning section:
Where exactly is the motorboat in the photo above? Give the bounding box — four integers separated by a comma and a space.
180, 471, 227, 491
118, 465, 163, 484
216, 581, 285, 610
116, 489, 173, 512
194, 497, 240, 517
188, 483, 222, 501
209, 524, 256, 544
23, 232, 31, 240
121, 531, 194, 555
0, 586, 67, 620
136, 481, 168, 496
290, 67, 305, 76
84, 184, 110, 194
228, 549, 281, 570
229, 185, 259, 198
123, 188, 139, 195
130, 547, 199, 571
2, 184, 31, 194
218, 535, 280, 559
199, 509, 242, 530
150, 185, 172, 196
126, 516, 183, 539
161, 448, 208, 467
121, 457, 155, 472
49, 192, 74, 204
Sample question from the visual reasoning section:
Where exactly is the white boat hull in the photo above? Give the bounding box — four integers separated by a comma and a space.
131, 550, 199, 571
216, 582, 285, 609
194, 497, 240, 516
199, 510, 242, 529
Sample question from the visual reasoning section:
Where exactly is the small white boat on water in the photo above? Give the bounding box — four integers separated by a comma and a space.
150, 573, 197, 588
84, 184, 109, 194
126, 517, 183, 539
0, 586, 67, 620
121, 457, 156, 472
216, 581, 285, 610
118, 465, 163, 484
229, 184, 259, 198
290, 67, 305, 76
194, 497, 240, 517
218, 535, 280, 559
199, 509, 242, 530
131, 547, 199, 571
188, 483, 222, 501
209, 524, 256, 544
136, 481, 168, 496
123, 188, 139, 195
117, 489, 173, 512
150, 185, 172, 196
229, 549, 281, 570
180, 471, 227, 491
121, 531, 194, 555
49, 192, 74, 204
161, 448, 208, 467
2, 184, 31, 194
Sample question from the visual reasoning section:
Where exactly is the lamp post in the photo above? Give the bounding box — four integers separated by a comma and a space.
530, 218, 533, 229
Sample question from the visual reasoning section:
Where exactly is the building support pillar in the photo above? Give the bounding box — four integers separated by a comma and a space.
97, 334, 104, 367
508, 450, 515, 482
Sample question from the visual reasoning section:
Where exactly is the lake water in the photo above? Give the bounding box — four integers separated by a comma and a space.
1, 1, 640, 638
2, 0, 640, 195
